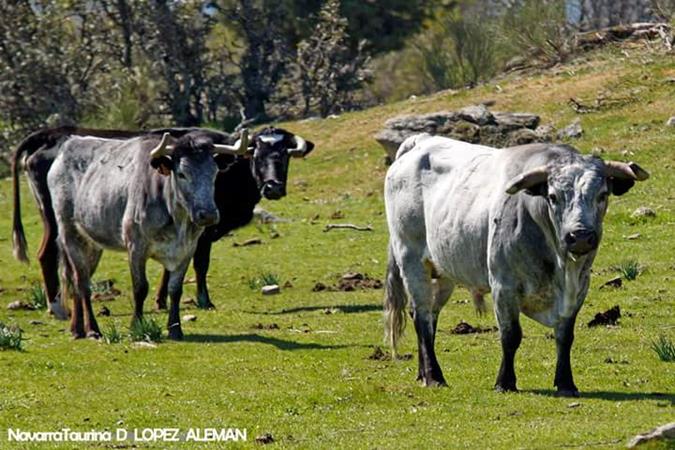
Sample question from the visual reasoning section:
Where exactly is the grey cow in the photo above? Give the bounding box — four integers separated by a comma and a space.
384, 133, 648, 395
47, 130, 248, 339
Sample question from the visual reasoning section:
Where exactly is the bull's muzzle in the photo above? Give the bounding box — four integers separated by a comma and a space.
194, 209, 220, 227
261, 181, 286, 200
564, 229, 598, 255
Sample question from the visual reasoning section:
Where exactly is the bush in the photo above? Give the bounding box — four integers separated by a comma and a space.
27, 283, 47, 310
248, 272, 280, 290
129, 317, 163, 343
102, 322, 123, 344
0, 322, 24, 351
651, 335, 675, 362
613, 259, 642, 281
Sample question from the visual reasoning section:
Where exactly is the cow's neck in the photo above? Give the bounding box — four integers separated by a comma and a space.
162, 175, 199, 235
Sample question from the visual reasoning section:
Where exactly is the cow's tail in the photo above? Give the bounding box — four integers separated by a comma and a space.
11, 136, 30, 264
384, 243, 407, 357
395, 132, 431, 160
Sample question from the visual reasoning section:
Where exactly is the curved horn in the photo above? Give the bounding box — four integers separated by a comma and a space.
288, 135, 307, 157
213, 128, 250, 156
150, 132, 174, 159
604, 161, 649, 181
505, 166, 549, 194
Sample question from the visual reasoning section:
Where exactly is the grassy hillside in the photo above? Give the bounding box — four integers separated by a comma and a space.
0, 44, 673, 449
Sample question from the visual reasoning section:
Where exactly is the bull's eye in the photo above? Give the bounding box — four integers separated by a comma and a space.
598, 192, 608, 203
548, 193, 558, 205
176, 172, 186, 180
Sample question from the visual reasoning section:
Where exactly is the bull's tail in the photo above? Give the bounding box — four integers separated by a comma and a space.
395, 133, 431, 160
384, 243, 407, 356
11, 136, 31, 264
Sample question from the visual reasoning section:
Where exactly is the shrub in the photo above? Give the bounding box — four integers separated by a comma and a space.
651, 335, 675, 362
129, 317, 163, 343
102, 322, 123, 344
248, 272, 280, 290
27, 283, 47, 310
0, 322, 24, 351
613, 259, 642, 281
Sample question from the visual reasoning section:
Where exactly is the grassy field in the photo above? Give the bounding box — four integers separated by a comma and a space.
0, 44, 673, 449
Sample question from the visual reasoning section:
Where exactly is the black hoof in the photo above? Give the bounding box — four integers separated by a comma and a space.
555, 388, 579, 398
86, 330, 101, 340
71, 330, 85, 339
495, 384, 518, 393
168, 327, 184, 341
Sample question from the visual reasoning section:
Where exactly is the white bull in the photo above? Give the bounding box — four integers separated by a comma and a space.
383, 133, 648, 396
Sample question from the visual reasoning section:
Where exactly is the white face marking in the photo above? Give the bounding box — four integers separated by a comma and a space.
258, 134, 284, 145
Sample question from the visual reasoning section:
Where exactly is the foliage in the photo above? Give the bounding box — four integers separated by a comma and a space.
499, 0, 574, 66
27, 283, 47, 311
0, 322, 24, 351
102, 321, 123, 344
294, 0, 371, 117
613, 259, 643, 280
248, 272, 281, 290
651, 335, 675, 362
129, 317, 163, 343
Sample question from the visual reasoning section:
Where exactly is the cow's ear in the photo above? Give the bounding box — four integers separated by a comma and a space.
607, 177, 635, 196
150, 156, 173, 176
302, 140, 315, 157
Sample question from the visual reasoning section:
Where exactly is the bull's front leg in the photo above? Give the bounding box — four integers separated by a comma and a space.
193, 237, 215, 309
493, 288, 522, 392
166, 260, 190, 340
553, 312, 579, 397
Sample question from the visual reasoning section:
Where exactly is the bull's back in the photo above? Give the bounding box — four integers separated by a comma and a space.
385, 136, 497, 289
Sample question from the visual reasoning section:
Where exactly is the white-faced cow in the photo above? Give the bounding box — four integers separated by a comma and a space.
384, 134, 648, 396
46, 130, 249, 339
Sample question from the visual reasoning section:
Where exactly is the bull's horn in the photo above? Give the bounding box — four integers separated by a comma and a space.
150, 132, 174, 159
604, 161, 649, 181
505, 166, 549, 194
288, 135, 307, 157
213, 128, 251, 156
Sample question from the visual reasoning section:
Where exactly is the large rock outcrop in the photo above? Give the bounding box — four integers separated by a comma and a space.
375, 104, 552, 161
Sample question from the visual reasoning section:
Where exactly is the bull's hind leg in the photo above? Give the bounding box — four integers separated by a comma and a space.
154, 270, 169, 310
400, 255, 446, 387
493, 287, 522, 392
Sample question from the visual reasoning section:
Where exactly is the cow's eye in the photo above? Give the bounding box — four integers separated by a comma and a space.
548, 193, 558, 204
598, 192, 608, 202
176, 172, 186, 180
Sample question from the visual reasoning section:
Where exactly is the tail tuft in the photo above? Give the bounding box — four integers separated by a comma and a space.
383, 244, 407, 356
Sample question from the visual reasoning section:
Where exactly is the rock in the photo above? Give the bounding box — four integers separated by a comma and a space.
132, 341, 157, 349
7, 300, 35, 311
631, 207, 656, 219
493, 112, 540, 130
666, 116, 675, 127
261, 285, 280, 295
232, 238, 262, 247
182, 314, 197, 322
448, 120, 481, 143
458, 104, 493, 125
627, 422, 675, 448
557, 119, 583, 139
534, 124, 556, 141
625, 233, 641, 240
505, 128, 540, 146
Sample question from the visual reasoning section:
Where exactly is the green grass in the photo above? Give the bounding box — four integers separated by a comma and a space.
26, 282, 47, 310
0, 44, 673, 449
102, 321, 123, 344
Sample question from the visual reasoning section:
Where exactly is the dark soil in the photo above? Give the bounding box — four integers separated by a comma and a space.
588, 305, 621, 327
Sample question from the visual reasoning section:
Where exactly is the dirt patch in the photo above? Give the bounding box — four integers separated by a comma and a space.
233, 238, 262, 247
312, 272, 383, 292
255, 433, 274, 444
251, 323, 280, 330
588, 305, 621, 327
367, 346, 413, 361
450, 321, 497, 335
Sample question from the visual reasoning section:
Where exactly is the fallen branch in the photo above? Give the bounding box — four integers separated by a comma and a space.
323, 223, 373, 232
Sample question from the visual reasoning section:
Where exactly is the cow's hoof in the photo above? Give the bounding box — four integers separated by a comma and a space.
197, 301, 215, 310
71, 331, 85, 340
423, 379, 448, 388
495, 384, 518, 393
168, 328, 184, 341
86, 331, 101, 340
555, 389, 579, 398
